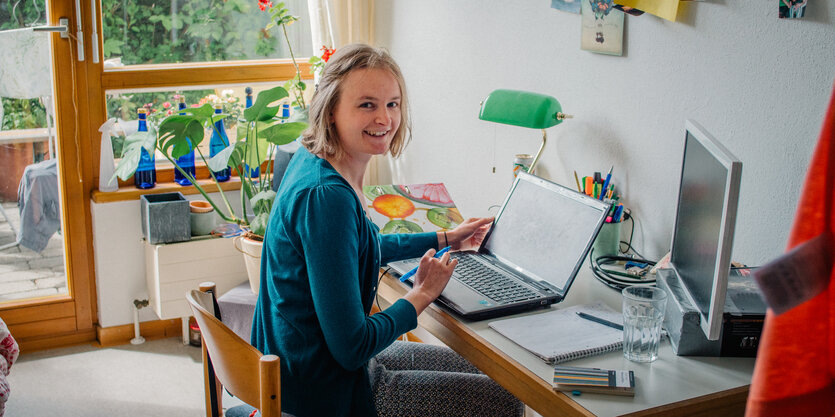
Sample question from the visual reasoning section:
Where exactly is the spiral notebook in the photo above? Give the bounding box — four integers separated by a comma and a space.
488, 303, 623, 364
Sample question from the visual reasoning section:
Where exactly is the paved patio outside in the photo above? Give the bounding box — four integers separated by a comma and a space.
0, 201, 68, 302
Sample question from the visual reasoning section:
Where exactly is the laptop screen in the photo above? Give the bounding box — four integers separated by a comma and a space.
483, 173, 609, 291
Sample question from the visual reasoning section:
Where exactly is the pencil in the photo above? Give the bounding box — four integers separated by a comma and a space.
574, 171, 582, 192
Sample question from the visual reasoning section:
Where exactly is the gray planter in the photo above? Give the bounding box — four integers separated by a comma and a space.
140, 192, 191, 244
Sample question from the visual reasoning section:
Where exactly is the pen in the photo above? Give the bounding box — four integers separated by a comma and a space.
576, 312, 623, 331
400, 246, 452, 282
613, 205, 624, 223
599, 166, 613, 201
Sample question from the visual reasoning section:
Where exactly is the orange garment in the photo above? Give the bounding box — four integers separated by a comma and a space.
746, 82, 835, 415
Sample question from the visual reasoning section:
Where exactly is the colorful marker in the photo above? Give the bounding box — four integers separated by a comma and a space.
400, 246, 452, 282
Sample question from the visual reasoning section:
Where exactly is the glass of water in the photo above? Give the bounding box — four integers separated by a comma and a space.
622, 286, 668, 362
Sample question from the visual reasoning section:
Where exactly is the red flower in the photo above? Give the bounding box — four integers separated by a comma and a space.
320, 46, 336, 62
258, 0, 272, 11
162, 101, 171, 109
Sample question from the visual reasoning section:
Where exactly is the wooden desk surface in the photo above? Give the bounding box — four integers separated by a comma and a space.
377, 268, 755, 417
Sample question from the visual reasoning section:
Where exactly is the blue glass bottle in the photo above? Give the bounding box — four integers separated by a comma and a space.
210, 105, 231, 182
174, 97, 196, 186
134, 108, 156, 189
244, 87, 259, 178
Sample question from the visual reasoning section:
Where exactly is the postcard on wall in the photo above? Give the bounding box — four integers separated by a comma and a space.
779, 0, 807, 19
581, 0, 624, 56
551, 0, 581, 14
362, 183, 464, 234
616, 0, 679, 21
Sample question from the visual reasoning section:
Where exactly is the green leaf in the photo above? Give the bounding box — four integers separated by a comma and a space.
113, 146, 141, 182
189, 103, 216, 121
227, 141, 247, 171
211, 112, 229, 124
158, 115, 204, 159
103, 38, 124, 56
243, 86, 289, 122
260, 121, 307, 146
249, 212, 270, 237
112, 122, 156, 181
208, 143, 237, 172
236, 122, 248, 142
249, 190, 275, 207
244, 128, 270, 168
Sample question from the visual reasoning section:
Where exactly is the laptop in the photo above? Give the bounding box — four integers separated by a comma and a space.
387, 172, 611, 321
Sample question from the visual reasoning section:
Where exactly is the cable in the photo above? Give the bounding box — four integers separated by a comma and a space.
66, 31, 83, 182
589, 247, 657, 292
618, 212, 646, 259
375, 266, 391, 314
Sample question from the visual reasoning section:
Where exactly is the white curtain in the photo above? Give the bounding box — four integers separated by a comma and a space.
0, 27, 56, 159
306, 0, 375, 50
306, 0, 402, 186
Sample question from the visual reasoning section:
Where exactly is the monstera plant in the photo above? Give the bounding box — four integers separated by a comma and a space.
115, 85, 307, 238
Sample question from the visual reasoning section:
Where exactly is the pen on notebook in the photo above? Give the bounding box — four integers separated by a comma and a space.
400, 246, 452, 282
599, 166, 613, 201
576, 312, 623, 331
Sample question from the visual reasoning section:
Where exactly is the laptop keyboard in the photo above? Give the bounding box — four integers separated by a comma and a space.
452, 254, 541, 304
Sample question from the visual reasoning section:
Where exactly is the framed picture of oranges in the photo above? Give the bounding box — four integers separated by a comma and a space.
363, 183, 464, 234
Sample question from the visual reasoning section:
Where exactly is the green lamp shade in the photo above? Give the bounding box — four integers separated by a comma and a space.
479, 89, 564, 129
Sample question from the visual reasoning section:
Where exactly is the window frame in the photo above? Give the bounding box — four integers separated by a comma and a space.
100, 60, 312, 190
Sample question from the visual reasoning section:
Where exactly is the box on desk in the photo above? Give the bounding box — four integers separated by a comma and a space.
657, 267, 766, 357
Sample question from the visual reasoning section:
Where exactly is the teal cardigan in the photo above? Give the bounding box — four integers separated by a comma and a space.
251, 148, 438, 417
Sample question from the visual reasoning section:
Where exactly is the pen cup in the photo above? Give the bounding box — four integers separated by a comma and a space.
513, 154, 534, 178
592, 221, 620, 258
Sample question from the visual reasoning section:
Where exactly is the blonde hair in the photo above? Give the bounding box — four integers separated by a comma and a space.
301, 44, 411, 159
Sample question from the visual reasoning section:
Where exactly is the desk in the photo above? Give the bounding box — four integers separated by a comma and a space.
377, 269, 755, 417
216, 268, 755, 416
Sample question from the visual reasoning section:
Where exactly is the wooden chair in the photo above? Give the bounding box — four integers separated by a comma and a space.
187, 282, 290, 417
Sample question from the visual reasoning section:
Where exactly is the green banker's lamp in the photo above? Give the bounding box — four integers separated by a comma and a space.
479, 89, 572, 174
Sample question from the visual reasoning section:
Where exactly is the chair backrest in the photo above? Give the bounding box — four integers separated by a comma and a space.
186, 285, 281, 417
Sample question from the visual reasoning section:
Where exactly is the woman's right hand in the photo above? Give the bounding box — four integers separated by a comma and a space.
403, 248, 458, 315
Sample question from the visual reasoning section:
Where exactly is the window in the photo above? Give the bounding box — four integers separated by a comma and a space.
101, 0, 311, 66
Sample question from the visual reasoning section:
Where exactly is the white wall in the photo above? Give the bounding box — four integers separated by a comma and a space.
92, 190, 243, 327
375, 0, 835, 265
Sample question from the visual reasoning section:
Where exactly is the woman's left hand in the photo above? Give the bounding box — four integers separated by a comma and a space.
444, 217, 494, 251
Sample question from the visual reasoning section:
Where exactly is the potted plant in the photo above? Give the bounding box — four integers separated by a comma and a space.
114, 2, 332, 293
114, 85, 307, 291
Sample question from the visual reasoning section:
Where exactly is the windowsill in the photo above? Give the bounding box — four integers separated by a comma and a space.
91, 176, 243, 203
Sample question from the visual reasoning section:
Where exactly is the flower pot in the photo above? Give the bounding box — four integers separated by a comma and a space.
140, 192, 190, 244
189, 200, 217, 236
235, 234, 263, 294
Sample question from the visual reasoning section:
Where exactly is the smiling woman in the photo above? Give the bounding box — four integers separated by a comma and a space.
249, 44, 522, 417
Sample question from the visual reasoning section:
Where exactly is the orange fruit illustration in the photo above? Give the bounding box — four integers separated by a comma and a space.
372, 194, 416, 218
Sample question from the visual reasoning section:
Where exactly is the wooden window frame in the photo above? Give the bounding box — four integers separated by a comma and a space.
97, 60, 312, 200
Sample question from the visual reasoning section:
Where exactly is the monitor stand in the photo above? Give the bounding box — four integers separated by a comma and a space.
657, 268, 767, 357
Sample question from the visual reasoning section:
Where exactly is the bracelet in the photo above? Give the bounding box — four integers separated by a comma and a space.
443, 231, 449, 248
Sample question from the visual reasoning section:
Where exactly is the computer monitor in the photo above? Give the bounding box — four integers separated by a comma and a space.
668, 120, 742, 341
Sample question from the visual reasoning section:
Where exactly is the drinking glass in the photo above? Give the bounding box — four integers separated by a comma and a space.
622, 285, 667, 362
